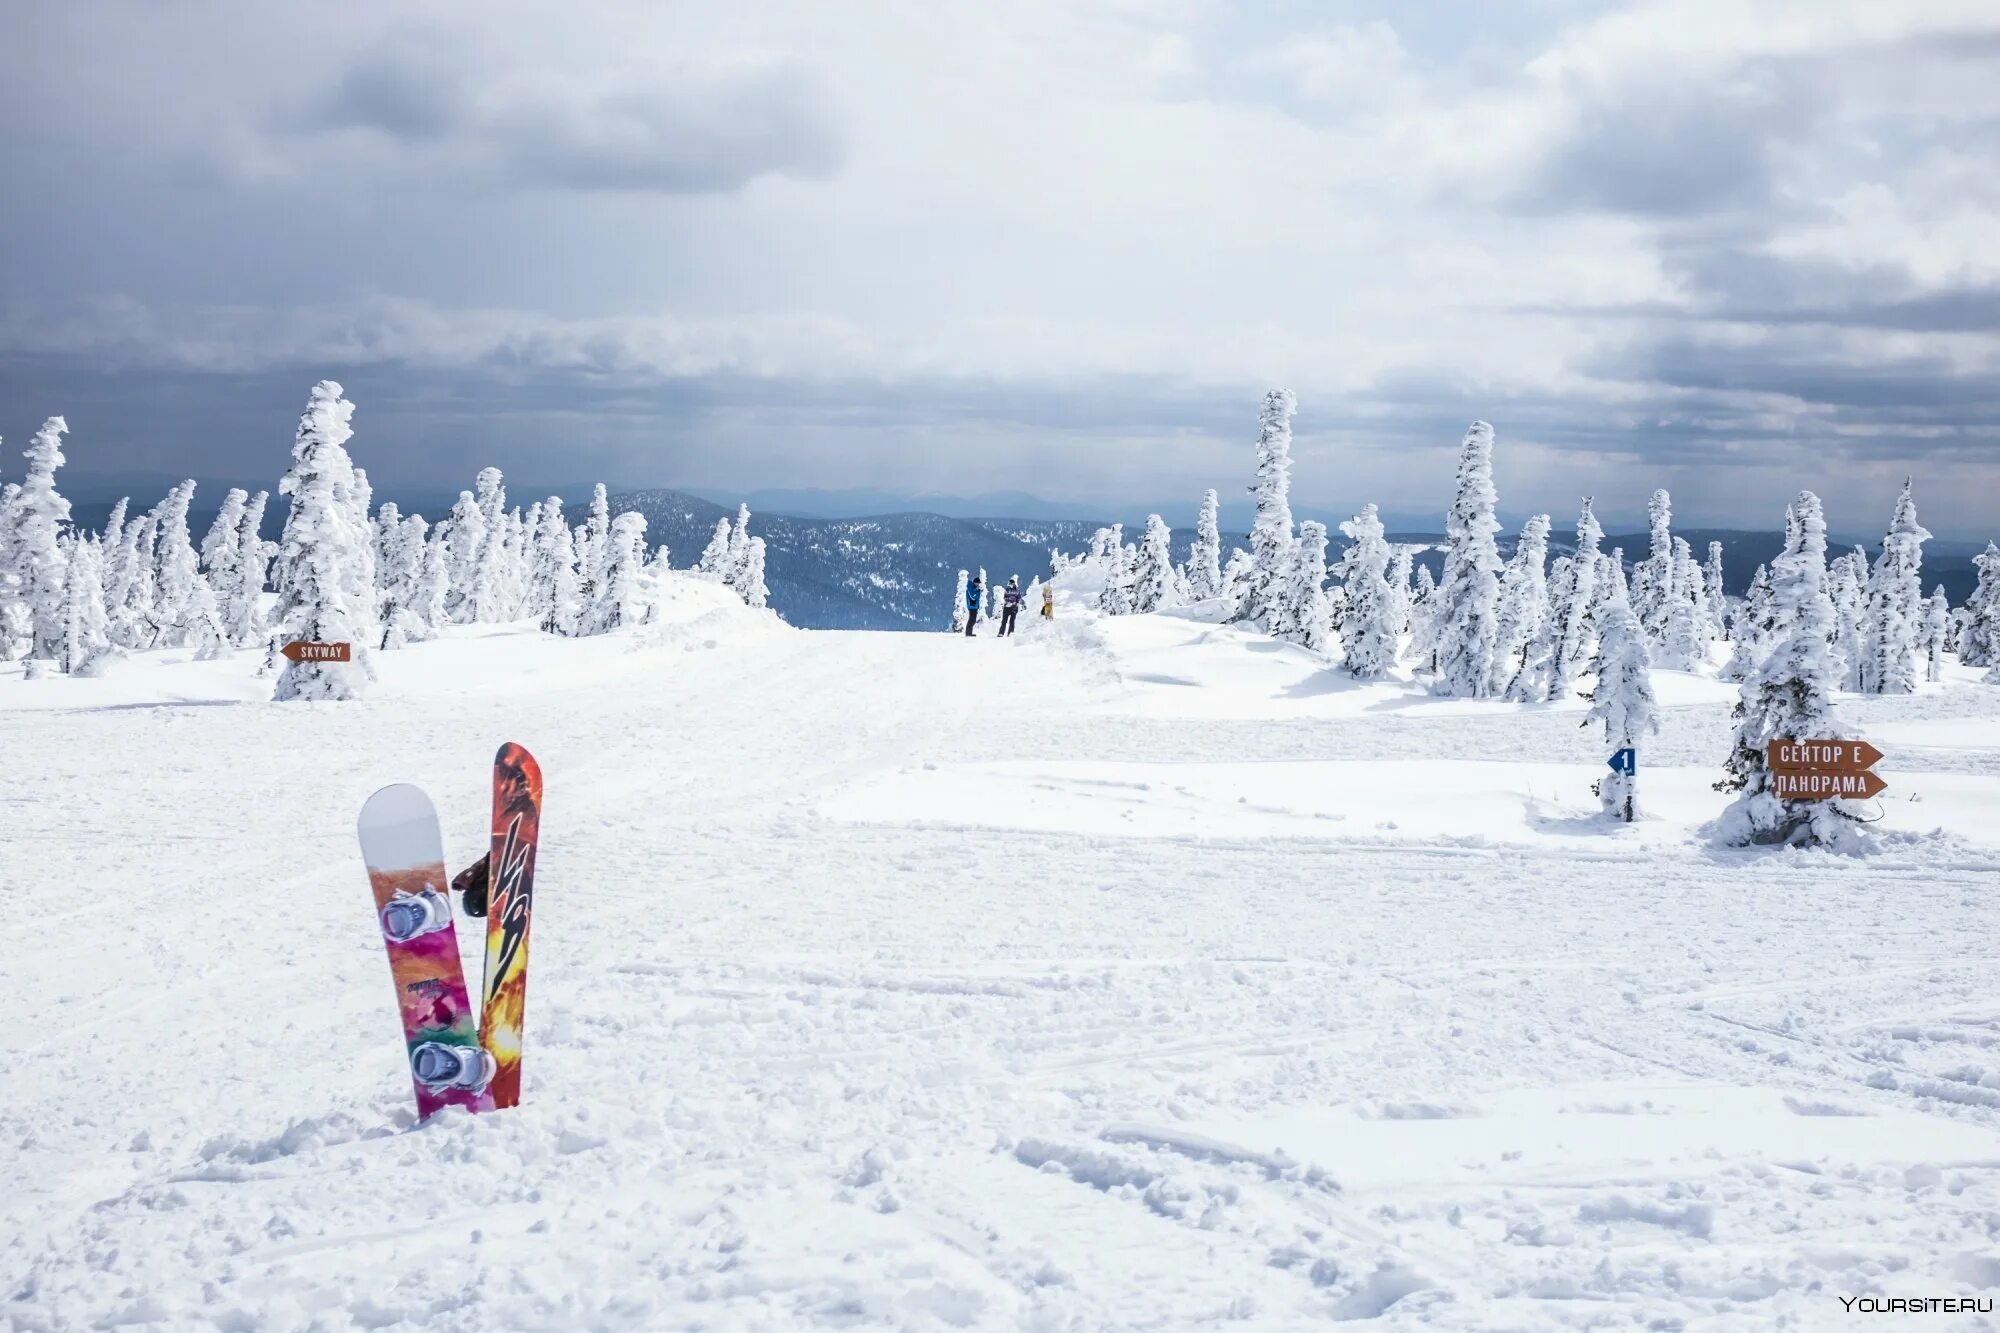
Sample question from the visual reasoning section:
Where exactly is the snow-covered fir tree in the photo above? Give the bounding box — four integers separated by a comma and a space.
1492, 513, 1551, 699
1922, 586, 1950, 684
1583, 595, 1656, 821
148, 481, 206, 648
1656, 548, 1705, 672
1546, 498, 1602, 699
469, 468, 511, 623
107, 513, 157, 649
3, 416, 73, 663
1721, 561, 1775, 683
1430, 421, 1504, 697
1715, 491, 1862, 849
1406, 562, 1439, 671
695, 517, 733, 579
1097, 527, 1133, 615
271, 381, 377, 701
375, 511, 429, 649
1337, 503, 1397, 679
199, 489, 247, 608
101, 496, 128, 559
225, 492, 270, 647
1858, 479, 1929, 695
1131, 514, 1180, 614
415, 528, 451, 635
1827, 550, 1867, 690
1704, 541, 1728, 641
1233, 389, 1296, 633
1385, 546, 1414, 635
1283, 520, 1334, 655
735, 532, 770, 611
581, 511, 651, 633
1631, 488, 1674, 640
1186, 489, 1223, 601
529, 499, 580, 636
950, 569, 969, 633
1964, 542, 2000, 668
1599, 549, 1629, 605
439, 490, 484, 625
59, 536, 113, 676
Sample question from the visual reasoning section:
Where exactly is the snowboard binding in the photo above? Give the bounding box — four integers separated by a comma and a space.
380, 884, 452, 942
410, 1041, 497, 1094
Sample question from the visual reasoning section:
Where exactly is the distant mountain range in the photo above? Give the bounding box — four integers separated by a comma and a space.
57, 481, 1990, 633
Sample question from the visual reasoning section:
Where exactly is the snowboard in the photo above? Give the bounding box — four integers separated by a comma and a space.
358, 783, 496, 1121
480, 742, 543, 1109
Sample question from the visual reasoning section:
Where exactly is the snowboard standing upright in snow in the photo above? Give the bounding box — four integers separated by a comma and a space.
358, 783, 495, 1120
480, 742, 543, 1109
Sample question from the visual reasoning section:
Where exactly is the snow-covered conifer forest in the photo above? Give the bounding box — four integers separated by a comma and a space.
6, 380, 2000, 1327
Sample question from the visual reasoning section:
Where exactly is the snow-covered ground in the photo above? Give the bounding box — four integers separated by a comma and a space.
6, 591, 2000, 1329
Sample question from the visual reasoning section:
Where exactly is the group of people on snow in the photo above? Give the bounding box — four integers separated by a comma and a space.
964, 572, 1052, 637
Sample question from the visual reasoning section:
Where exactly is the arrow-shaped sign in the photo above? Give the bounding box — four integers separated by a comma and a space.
1606, 747, 1635, 775
1771, 769, 1888, 800
281, 640, 352, 663
1767, 739, 1884, 773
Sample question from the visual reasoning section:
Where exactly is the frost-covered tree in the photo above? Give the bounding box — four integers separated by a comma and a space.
271, 381, 377, 701
1858, 480, 1930, 695
1922, 586, 1950, 684
1631, 489, 1674, 639
1964, 542, 2000, 668
1492, 513, 1551, 698
1233, 389, 1297, 633
1430, 421, 1503, 697
1721, 562, 1775, 683
581, 511, 651, 633
950, 569, 969, 633
1098, 529, 1134, 615
736, 533, 770, 610
1132, 514, 1181, 614
468, 468, 512, 623
1337, 504, 1397, 679
1828, 550, 1867, 690
1407, 562, 1439, 670
101, 496, 128, 559
3, 416, 73, 662
59, 536, 113, 675
695, 517, 733, 578
529, 498, 580, 635
415, 528, 451, 634
1653, 537, 1705, 671
107, 514, 157, 648
1598, 549, 1629, 606
1386, 546, 1414, 635
148, 481, 207, 647
1583, 596, 1656, 821
1715, 491, 1863, 849
225, 492, 270, 647
1546, 498, 1602, 699
1704, 542, 1728, 641
1186, 489, 1223, 601
439, 490, 484, 624
375, 511, 427, 649
198, 487, 248, 615
1281, 520, 1334, 655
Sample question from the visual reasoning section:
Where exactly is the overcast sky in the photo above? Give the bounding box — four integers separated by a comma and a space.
2, 0, 1996, 535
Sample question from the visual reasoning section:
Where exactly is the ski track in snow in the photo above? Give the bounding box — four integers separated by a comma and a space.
5, 596, 2000, 1330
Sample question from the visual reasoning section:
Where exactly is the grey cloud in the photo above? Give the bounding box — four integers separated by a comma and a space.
292, 44, 842, 194
306, 45, 469, 142
494, 71, 843, 193
1513, 59, 1822, 217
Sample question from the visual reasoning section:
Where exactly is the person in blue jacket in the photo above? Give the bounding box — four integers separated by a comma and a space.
965, 574, 983, 636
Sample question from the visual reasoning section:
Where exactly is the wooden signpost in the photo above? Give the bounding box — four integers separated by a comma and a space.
281, 640, 353, 663
1767, 739, 1886, 800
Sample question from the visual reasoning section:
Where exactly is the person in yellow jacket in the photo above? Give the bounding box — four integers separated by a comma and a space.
1041, 581, 1054, 619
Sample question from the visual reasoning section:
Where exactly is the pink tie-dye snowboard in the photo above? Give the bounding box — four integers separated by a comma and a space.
358, 783, 495, 1121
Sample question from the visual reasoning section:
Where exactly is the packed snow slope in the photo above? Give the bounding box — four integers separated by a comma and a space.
5, 585, 2000, 1330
